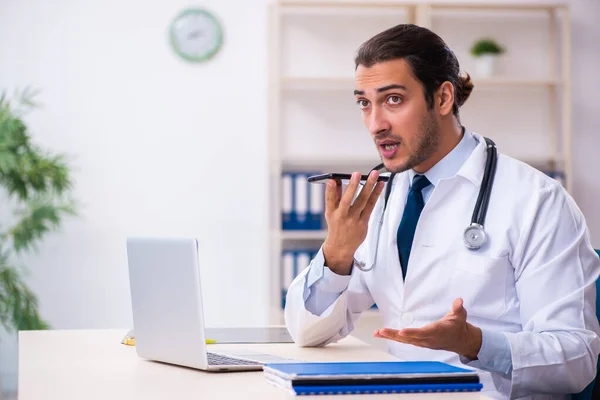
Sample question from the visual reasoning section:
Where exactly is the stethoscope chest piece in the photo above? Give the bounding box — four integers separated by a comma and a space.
463, 223, 487, 250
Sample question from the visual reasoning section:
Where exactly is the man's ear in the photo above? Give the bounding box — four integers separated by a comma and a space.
436, 81, 455, 116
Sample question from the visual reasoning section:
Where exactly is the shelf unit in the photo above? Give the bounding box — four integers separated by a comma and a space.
267, 0, 571, 324
283, 76, 562, 90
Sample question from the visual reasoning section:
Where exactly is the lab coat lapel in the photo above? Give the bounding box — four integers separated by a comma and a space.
379, 173, 410, 287
456, 132, 487, 187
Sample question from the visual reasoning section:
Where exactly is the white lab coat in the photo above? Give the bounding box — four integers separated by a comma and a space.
284, 133, 600, 400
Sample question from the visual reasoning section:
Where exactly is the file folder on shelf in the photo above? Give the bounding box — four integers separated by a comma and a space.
281, 171, 324, 231
281, 172, 294, 230
546, 170, 566, 187
280, 249, 319, 309
264, 361, 482, 396
309, 178, 325, 230
281, 250, 294, 309
294, 173, 309, 230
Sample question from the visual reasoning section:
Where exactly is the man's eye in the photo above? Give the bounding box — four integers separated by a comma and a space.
357, 100, 370, 109
387, 96, 402, 105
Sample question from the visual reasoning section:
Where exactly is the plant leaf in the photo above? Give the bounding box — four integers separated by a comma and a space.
0, 252, 51, 332
9, 194, 77, 254
0, 88, 71, 333
0, 97, 72, 200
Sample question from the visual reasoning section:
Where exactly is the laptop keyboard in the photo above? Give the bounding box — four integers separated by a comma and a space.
207, 352, 261, 366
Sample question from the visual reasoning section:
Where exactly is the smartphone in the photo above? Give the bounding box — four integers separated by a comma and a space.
307, 172, 390, 186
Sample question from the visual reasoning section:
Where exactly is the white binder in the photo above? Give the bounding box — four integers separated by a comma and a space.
309, 179, 324, 230
295, 251, 311, 277
294, 173, 308, 229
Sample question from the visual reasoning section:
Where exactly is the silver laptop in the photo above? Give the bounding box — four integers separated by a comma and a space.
126, 236, 294, 371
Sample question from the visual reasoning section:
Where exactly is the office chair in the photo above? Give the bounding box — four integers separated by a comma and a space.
571, 249, 600, 400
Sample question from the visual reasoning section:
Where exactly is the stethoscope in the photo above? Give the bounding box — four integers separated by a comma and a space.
354, 136, 498, 272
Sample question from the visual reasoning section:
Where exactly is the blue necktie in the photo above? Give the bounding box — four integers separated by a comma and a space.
397, 174, 431, 279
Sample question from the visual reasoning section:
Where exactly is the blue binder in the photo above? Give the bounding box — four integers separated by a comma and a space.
283, 383, 483, 396
280, 249, 320, 309
264, 361, 482, 396
282, 171, 324, 230
308, 173, 324, 230
547, 170, 566, 187
264, 361, 479, 379
281, 172, 294, 230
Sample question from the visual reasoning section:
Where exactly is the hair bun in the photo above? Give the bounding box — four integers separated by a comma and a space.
455, 73, 474, 107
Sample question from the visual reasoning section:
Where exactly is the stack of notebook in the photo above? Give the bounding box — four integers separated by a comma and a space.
263, 361, 482, 396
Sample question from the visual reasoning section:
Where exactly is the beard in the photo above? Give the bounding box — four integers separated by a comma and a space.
381, 110, 439, 174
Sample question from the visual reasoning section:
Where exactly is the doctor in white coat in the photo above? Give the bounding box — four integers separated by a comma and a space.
284, 24, 600, 400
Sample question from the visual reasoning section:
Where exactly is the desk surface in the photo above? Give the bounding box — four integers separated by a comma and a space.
19, 329, 490, 399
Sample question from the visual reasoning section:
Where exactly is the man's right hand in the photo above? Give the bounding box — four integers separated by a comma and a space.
322, 170, 385, 275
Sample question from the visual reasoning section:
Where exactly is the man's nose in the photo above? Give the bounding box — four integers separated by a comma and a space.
367, 107, 391, 136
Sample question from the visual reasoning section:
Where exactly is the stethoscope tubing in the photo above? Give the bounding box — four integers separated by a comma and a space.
352, 136, 497, 272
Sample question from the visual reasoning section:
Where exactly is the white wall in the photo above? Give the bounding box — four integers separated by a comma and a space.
0, 0, 270, 392
1, 0, 599, 395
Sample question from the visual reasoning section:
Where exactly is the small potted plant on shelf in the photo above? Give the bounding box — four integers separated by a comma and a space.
470, 38, 505, 78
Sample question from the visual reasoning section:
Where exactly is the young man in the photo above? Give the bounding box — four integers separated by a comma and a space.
284, 24, 600, 399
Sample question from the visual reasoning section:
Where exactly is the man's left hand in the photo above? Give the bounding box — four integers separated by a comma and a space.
374, 298, 483, 360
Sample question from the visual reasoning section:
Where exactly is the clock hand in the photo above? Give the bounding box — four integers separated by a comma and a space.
187, 30, 204, 40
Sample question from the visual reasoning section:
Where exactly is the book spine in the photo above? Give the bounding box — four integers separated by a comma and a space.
294, 383, 483, 396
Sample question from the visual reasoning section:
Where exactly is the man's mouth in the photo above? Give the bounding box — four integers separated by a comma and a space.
379, 141, 401, 158
382, 143, 399, 151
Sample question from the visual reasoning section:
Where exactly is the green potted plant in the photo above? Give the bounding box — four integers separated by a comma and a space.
470, 38, 505, 78
0, 87, 77, 336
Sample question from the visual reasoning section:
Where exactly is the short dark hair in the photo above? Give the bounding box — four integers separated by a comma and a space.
355, 24, 473, 117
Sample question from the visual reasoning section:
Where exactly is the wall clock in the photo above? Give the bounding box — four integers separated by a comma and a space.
169, 8, 223, 63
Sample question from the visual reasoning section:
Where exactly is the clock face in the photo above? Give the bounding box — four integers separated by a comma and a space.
169, 8, 223, 62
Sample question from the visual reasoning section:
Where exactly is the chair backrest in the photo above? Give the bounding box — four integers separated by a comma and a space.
595, 249, 600, 319
571, 249, 600, 400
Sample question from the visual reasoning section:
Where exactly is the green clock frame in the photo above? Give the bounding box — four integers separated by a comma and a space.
168, 8, 224, 63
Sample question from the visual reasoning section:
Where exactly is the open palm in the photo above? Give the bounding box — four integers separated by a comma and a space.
374, 298, 482, 359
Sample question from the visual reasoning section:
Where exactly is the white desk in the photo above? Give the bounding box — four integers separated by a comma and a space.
18, 329, 490, 399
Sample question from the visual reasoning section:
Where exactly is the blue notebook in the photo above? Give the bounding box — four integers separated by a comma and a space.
263, 361, 479, 381
287, 383, 483, 396
264, 361, 482, 396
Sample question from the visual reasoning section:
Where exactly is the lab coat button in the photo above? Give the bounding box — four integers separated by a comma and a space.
401, 312, 414, 325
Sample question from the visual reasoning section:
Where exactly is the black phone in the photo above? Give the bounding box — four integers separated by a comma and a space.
307, 172, 390, 185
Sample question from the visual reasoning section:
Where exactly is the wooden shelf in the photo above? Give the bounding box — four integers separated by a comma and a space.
281, 230, 328, 240
522, 156, 564, 169
277, 306, 381, 318
363, 308, 382, 318
283, 76, 561, 91
279, 1, 567, 12
279, 1, 414, 8
429, 2, 567, 12
269, 0, 572, 324
280, 4, 410, 16
472, 77, 562, 87
283, 157, 381, 171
